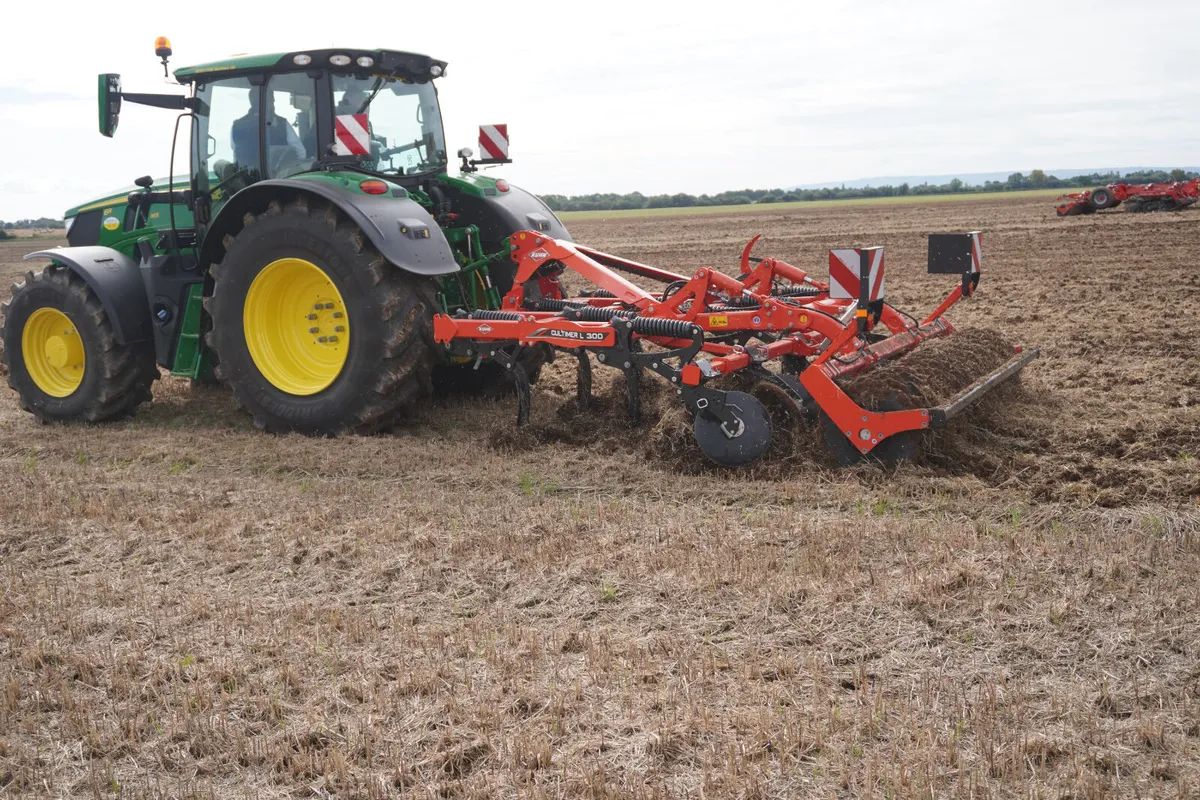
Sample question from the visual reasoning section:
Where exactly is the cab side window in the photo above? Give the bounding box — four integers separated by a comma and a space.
195, 77, 259, 191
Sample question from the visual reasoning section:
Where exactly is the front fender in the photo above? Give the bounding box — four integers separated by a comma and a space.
23, 246, 151, 344
201, 179, 460, 277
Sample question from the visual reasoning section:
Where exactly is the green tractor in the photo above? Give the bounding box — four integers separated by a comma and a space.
1, 40, 568, 432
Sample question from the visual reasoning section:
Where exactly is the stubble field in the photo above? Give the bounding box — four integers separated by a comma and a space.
0, 194, 1198, 798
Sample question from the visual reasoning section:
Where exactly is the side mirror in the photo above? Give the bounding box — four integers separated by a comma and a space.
98, 73, 122, 138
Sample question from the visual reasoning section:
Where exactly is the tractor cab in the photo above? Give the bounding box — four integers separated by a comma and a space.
174, 50, 451, 215
103, 48, 450, 233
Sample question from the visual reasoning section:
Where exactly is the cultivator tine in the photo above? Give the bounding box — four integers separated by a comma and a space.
473, 340, 533, 427
623, 341, 643, 426
575, 351, 593, 408
513, 358, 532, 427
625, 371, 641, 425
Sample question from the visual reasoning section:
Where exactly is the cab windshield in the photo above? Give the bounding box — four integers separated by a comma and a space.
331, 74, 447, 177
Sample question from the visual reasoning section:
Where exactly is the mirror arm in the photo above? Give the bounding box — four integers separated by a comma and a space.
120, 92, 198, 111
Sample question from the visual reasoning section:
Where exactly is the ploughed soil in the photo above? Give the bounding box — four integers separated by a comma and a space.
0, 196, 1197, 798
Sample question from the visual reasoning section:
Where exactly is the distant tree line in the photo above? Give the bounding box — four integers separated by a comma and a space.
0, 217, 66, 232
542, 169, 1200, 212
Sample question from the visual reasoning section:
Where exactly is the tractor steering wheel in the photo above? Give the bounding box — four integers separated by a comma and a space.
209, 165, 252, 198
381, 139, 425, 159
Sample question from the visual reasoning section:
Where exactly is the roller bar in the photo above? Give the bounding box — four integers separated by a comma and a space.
929, 348, 1040, 425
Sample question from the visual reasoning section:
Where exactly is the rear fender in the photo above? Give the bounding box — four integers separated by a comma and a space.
200, 179, 460, 277
22, 246, 151, 344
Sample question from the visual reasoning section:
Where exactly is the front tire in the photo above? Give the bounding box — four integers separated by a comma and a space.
1, 266, 156, 423
206, 198, 438, 434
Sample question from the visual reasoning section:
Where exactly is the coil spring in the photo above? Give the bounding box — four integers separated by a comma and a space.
584, 288, 617, 298
566, 304, 635, 322
706, 304, 748, 313
628, 316, 702, 339
775, 285, 823, 298
723, 295, 761, 308
469, 309, 525, 321
527, 298, 573, 312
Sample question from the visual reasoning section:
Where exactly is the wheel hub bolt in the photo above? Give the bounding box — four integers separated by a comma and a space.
318, 336, 328, 343
307, 313, 318, 320
334, 326, 345, 332
309, 327, 320, 334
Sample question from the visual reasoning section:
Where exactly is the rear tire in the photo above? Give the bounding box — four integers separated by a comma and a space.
1, 266, 156, 423
206, 198, 438, 434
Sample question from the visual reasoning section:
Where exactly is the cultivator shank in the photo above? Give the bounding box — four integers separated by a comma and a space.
432, 230, 1037, 467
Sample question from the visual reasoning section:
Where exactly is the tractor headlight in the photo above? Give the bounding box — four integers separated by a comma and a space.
292, 54, 312, 66
64, 216, 76, 236
329, 54, 351, 66
356, 56, 374, 68
430, 64, 443, 77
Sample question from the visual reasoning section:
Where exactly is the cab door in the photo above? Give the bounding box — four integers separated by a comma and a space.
191, 76, 264, 231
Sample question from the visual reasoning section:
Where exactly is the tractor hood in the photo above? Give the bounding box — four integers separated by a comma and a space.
65, 178, 177, 218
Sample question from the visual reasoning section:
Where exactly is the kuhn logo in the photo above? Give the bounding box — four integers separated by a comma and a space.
476, 324, 493, 334
529, 248, 550, 261
545, 329, 605, 341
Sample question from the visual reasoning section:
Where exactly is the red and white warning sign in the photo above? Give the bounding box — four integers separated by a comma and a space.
478, 124, 509, 160
828, 247, 885, 301
333, 114, 370, 156
968, 231, 982, 273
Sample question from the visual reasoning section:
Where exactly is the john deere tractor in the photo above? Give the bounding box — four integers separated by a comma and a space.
1, 40, 568, 432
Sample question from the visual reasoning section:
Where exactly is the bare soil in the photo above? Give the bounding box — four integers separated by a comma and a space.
0, 195, 1197, 798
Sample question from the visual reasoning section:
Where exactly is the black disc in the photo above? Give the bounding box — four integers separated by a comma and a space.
693, 391, 772, 467
820, 398, 921, 468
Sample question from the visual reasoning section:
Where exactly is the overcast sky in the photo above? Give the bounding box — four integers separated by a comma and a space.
2, 1, 1198, 220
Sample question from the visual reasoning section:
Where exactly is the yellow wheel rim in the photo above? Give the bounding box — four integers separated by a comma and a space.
22, 307, 86, 397
243, 258, 350, 395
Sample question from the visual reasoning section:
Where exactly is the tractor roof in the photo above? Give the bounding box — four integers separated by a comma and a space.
173, 48, 447, 83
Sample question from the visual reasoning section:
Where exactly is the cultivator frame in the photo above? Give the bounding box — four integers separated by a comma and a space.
1055, 178, 1200, 216
432, 231, 1038, 466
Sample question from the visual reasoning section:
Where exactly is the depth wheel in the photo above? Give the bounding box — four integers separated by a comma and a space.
1, 266, 156, 423
693, 390, 772, 467
206, 198, 438, 434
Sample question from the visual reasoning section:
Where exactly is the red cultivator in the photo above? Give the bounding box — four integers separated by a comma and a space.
432, 231, 1038, 467
1055, 178, 1200, 216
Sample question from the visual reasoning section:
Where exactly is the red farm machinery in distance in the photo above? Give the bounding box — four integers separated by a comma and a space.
1055, 178, 1200, 217
432, 231, 1038, 468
